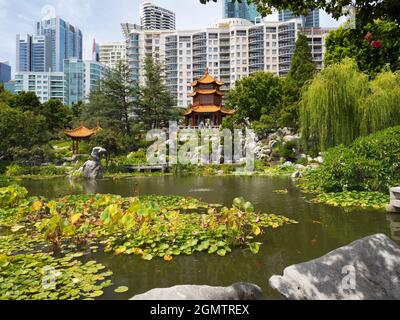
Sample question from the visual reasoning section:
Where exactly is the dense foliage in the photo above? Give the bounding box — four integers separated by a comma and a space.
301, 58, 400, 152
360, 70, 400, 135
325, 19, 400, 77
302, 126, 400, 193
300, 59, 368, 151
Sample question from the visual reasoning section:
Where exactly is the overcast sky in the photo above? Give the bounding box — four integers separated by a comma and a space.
0, 0, 341, 74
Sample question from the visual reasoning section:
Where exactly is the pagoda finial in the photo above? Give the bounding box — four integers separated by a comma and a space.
205, 67, 209, 75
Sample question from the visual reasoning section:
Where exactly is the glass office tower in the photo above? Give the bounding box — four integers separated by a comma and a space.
224, 0, 259, 23
35, 17, 83, 72
279, 9, 320, 28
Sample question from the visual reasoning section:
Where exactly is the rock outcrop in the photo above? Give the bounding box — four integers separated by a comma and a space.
130, 283, 264, 301
269, 234, 400, 300
81, 147, 107, 179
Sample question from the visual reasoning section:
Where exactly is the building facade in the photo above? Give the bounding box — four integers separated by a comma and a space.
14, 71, 65, 103
279, 9, 320, 28
16, 35, 32, 72
64, 58, 84, 105
140, 1, 176, 30
84, 60, 107, 101
224, 0, 259, 23
0, 61, 11, 83
64, 58, 107, 105
124, 18, 330, 107
16, 17, 82, 73
99, 42, 127, 69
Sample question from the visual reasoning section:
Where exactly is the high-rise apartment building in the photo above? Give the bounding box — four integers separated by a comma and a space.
0, 61, 11, 83
140, 1, 176, 30
14, 71, 65, 103
123, 18, 329, 107
99, 42, 127, 69
279, 9, 320, 28
224, 0, 259, 23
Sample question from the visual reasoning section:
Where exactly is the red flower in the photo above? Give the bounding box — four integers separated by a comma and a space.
371, 40, 382, 48
364, 32, 373, 41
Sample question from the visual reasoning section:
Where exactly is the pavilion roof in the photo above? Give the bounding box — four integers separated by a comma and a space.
191, 68, 224, 87
188, 89, 225, 97
64, 123, 102, 139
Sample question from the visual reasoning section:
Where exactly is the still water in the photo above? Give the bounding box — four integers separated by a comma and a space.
11, 176, 400, 299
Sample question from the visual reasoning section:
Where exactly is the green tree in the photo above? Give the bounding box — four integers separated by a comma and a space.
300, 58, 368, 151
10, 91, 41, 113
0, 104, 49, 159
200, 0, 400, 26
325, 19, 400, 77
360, 69, 400, 136
279, 33, 316, 129
226, 71, 283, 124
42, 99, 72, 133
136, 54, 177, 130
85, 61, 140, 135
288, 33, 316, 89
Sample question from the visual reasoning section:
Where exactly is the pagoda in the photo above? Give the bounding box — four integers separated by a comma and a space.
184, 69, 235, 127
64, 123, 102, 154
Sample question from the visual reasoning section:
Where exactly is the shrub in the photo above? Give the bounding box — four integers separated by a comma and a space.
0, 185, 28, 208
303, 126, 400, 192
5, 164, 66, 177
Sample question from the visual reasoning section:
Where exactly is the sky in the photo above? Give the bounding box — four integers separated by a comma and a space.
0, 0, 341, 75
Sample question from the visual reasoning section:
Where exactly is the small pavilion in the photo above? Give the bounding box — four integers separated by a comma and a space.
64, 123, 102, 154
184, 69, 235, 127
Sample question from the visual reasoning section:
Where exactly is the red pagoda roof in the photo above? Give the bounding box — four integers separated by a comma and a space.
191, 68, 224, 87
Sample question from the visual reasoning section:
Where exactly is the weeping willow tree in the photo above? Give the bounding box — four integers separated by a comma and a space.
360, 70, 400, 136
300, 59, 368, 152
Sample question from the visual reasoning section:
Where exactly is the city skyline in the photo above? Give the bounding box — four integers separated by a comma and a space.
0, 0, 341, 76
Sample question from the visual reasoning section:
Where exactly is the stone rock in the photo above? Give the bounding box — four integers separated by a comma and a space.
130, 283, 264, 301
291, 171, 303, 179
269, 234, 400, 300
283, 135, 300, 143
294, 164, 305, 170
281, 161, 293, 167
81, 147, 107, 179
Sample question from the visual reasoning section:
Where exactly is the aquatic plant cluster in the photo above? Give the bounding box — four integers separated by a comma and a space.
0, 185, 296, 300
310, 191, 389, 209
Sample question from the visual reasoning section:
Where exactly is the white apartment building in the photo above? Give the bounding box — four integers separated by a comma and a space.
140, 1, 176, 30
99, 42, 127, 69
14, 71, 65, 104
123, 18, 330, 107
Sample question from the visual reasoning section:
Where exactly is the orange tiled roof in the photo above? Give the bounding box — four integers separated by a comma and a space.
188, 89, 225, 97
184, 105, 235, 116
191, 68, 224, 87
64, 123, 102, 139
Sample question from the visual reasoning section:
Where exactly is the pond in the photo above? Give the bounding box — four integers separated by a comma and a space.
5, 176, 400, 300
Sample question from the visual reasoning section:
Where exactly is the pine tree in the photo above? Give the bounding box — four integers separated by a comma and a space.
288, 33, 316, 90
85, 61, 140, 135
136, 54, 178, 130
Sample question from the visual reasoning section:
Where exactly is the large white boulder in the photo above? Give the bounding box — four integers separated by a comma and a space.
269, 234, 400, 300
